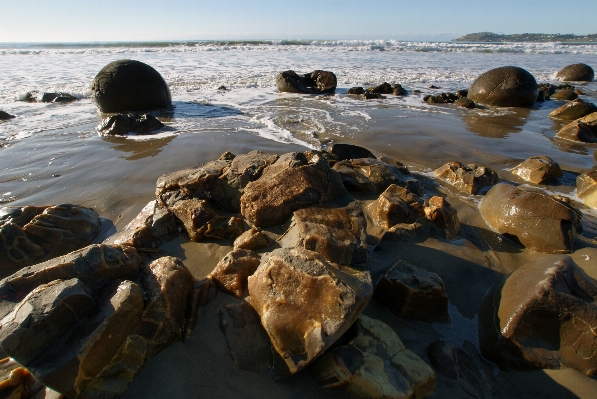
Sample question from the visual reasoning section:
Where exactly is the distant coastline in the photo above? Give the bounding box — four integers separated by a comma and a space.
453, 32, 597, 43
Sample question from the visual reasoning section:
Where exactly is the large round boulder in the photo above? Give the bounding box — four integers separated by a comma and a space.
556, 63, 594, 82
468, 66, 538, 107
90, 60, 171, 113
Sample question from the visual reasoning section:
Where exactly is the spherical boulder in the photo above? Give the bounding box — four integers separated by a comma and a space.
90, 60, 171, 113
556, 63, 594, 82
468, 66, 538, 107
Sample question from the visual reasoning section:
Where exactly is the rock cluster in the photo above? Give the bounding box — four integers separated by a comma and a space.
434, 161, 499, 194
18, 91, 77, 103
97, 113, 164, 136
347, 82, 407, 99
276, 70, 337, 94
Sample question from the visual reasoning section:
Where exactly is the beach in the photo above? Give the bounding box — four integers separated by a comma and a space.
1, 40, 597, 398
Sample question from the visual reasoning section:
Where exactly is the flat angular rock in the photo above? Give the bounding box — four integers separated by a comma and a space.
155, 159, 230, 208
217, 301, 273, 373
434, 161, 499, 194
479, 183, 582, 253
479, 255, 597, 375
557, 112, 597, 143
311, 315, 436, 399
248, 247, 372, 373
374, 260, 449, 323
556, 63, 595, 82
233, 227, 269, 250
333, 158, 422, 195
577, 170, 597, 209
211, 150, 278, 212
170, 199, 243, 241
0, 244, 141, 320
276, 70, 337, 94
0, 204, 101, 277
549, 99, 597, 120
240, 152, 349, 227
278, 203, 367, 268
368, 184, 425, 228
0, 278, 96, 365
468, 66, 538, 107
104, 200, 177, 249
209, 249, 261, 298
424, 196, 460, 239
96, 113, 164, 136
511, 156, 562, 184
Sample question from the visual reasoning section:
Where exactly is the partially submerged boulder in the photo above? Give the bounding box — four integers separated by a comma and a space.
276, 70, 337, 94
549, 99, 597, 120
577, 170, 597, 209
18, 91, 77, 103
0, 111, 15, 120
434, 161, 499, 194
468, 66, 538, 107
550, 90, 578, 101
479, 255, 597, 375
556, 112, 597, 143
479, 183, 582, 253
209, 249, 261, 298
311, 315, 436, 399
511, 156, 562, 184
90, 59, 171, 113
374, 260, 449, 323
97, 113, 164, 136
556, 63, 595, 82
248, 247, 372, 373
240, 152, 349, 227
0, 204, 101, 277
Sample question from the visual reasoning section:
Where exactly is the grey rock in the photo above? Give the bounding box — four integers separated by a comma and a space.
556, 63, 595, 82
468, 66, 538, 107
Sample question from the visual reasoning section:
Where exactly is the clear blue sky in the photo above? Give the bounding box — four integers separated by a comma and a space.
1, 0, 595, 43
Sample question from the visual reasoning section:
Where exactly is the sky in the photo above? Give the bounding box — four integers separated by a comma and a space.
0, 0, 596, 43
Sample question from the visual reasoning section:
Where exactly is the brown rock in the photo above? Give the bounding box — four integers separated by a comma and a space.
479, 255, 597, 375
333, 158, 422, 195
233, 227, 270, 250
468, 66, 538, 107
368, 184, 425, 228
0, 360, 44, 398
423, 196, 460, 239
0, 204, 101, 277
367, 82, 393, 94
577, 170, 597, 209
311, 315, 436, 399
276, 70, 337, 94
511, 156, 563, 184
556, 112, 597, 142
240, 152, 349, 227
550, 90, 579, 101
347, 87, 365, 95
0, 244, 141, 320
479, 183, 582, 253
209, 249, 261, 298
170, 199, 243, 241
556, 63, 595, 82
247, 247, 372, 373
549, 99, 597, 120
217, 301, 273, 373
374, 260, 449, 323
454, 97, 475, 108
434, 161, 499, 194
277, 203, 367, 268
184, 277, 218, 339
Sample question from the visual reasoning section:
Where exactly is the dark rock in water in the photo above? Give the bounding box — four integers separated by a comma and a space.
211, 150, 278, 213
538, 83, 557, 98
549, 98, 597, 120
248, 247, 372, 374
456, 89, 468, 98
424, 196, 460, 239
0, 204, 101, 277
90, 59, 171, 113
311, 315, 436, 399
479, 183, 582, 253
434, 161, 499, 194
424, 92, 458, 104
278, 202, 368, 268
329, 143, 376, 162
0, 278, 96, 366
392, 83, 407, 95
362, 92, 385, 99
333, 157, 422, 195
0, 244, 141, 320
556, 63, 595, 82
511, 156, 562, 184
19, 91, 77, 103
97, 113, 164, 136
536, 89, 546, 102
479, 255, 597, 376
577, 170, 597, 209
346, 87, 365, 95
557, 112, 597, 142
375, 260, 449, 323
276, 70, 337, 94
233, 227, 270, 250
240, 151, 349, 227
209, 249, 261, 298
454, 97, 475, 108
217, 85, 228, 91
368, 184, 425, 228
429, 85, 440, 89
367, 82, 393, 94
155, 159, 230, 207
0, 111, 15, 120
217, 301, 273, 373
468, 66, 538, 107
169, 199, 243, 241
550, 90, 578, 101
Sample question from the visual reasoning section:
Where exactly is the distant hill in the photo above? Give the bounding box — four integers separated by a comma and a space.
453, 32, 597, 43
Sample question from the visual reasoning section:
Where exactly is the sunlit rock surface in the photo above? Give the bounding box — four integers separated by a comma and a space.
577, 170, 597, 209
434, 161, 499, 194
333, 158, 421, 195
511, 156, 562, 184
549, 99, 597, 120
209, 249, 261, 298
